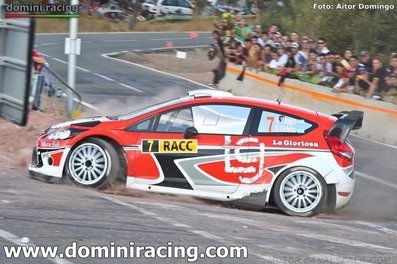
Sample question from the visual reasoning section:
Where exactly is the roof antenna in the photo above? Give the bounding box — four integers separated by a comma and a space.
276, 70, 287, 104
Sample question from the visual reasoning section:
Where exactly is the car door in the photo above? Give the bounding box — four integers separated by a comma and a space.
133, 103, 254, 195
240, 108, 318, 186
182, 103, 254, 194
160, 0, 176, 14
133, 107, 195, 189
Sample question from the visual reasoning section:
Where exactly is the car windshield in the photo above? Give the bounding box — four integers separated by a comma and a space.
115, 97, 188, 120
144, 0, 157, 4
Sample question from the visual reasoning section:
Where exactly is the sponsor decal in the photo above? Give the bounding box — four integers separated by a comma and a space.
262, 113, 311, 133
224, 136, 265, 184
40, 141, 61, 148
272, 139, 319, 148
142, 139, 197, 153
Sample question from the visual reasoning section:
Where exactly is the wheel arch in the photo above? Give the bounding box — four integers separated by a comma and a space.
64, 135, 127, 181
270, 165, 329, 216
268, 165, 325, 205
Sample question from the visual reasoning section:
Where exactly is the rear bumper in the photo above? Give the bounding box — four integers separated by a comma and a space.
334, 171, 355, 209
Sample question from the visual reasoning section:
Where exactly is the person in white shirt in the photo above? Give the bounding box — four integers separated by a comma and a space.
268, 51, 284, 69
277, 46, 288, 67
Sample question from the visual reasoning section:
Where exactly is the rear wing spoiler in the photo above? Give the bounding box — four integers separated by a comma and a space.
328, 111, 364, 143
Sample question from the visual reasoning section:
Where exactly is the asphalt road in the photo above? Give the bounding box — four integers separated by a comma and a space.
0, 32, 396, 264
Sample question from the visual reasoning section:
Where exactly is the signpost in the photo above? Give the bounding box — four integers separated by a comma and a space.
65, 0, 81, 119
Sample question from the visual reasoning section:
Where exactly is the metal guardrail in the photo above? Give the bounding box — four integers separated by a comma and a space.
32, 65, 82, 119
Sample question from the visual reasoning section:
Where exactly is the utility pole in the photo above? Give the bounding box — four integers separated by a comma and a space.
66, 0, 81, 118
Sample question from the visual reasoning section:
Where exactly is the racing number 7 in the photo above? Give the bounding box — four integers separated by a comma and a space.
267, 117, 275, 132
147, 140, 154, 152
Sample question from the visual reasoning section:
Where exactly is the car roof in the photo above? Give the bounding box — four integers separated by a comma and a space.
184, 91, 319, 119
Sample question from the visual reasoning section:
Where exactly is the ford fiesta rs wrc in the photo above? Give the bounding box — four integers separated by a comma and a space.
29, 90, 363, 217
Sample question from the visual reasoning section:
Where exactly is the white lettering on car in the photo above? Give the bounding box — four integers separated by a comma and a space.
224, 136, 265, 184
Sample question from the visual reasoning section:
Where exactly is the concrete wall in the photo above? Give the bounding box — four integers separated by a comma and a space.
220, 65, 397, 146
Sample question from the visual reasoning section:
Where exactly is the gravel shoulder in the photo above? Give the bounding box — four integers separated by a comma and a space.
116, 49, 216, 85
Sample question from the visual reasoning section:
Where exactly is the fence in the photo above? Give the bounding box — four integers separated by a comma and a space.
31, 65, 82, 119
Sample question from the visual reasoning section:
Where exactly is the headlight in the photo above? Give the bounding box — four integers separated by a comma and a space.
47, 129, 72, 140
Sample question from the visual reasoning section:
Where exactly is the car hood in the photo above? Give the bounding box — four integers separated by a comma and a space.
50, 116, 110, 129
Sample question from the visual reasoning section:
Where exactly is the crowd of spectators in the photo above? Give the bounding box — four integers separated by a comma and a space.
208, 11, 397, 104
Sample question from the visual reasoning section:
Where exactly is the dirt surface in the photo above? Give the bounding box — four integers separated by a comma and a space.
0, 111, 68, 171
116, 49, 216, 85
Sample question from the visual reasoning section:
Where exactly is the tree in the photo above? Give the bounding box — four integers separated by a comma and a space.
257, 0, 397, 57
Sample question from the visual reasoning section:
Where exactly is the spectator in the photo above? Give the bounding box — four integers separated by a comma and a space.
241, 38, 252, 63
268, 51, 282, 69
318, 53, 335, 86
226, 41, 244, 65
316, 38, 330, 54
306, 49, 322, 75
251, 35, 259, 46
347, 55, 359, 86
257, 33, 266, 48
332, 63, 350, 93
290, 31, 299, 43
277, 46, 288, 67
385, 73, 397, 104
307, 38, 315, 50
248, 42, 263, 71
32, 50, 46, 73
235, 19, 252, 43
284, 47, 296, 74
273, 32, 283, 47
208, 30, 227, 88
222, 8, 234, 27
253, 24, 262, 36
366, 56, 389, 98
263, 32, 276, 48
300, 37, 311, 58
325, 52, 335, 73
268, 25, 278, 38
334, 52, 349, 68
261, 44, 273, 65
359, 50, 373, 73
344, 49, 353, 60
388, 54, 397, 74
354, 66, 370, 95
291, 42, 307, 71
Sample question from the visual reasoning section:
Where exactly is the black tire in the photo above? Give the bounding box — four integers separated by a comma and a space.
273, 167, 327, 217
65, 138, 123, 189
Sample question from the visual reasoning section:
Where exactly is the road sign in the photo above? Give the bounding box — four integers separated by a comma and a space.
166, 41, 173, 48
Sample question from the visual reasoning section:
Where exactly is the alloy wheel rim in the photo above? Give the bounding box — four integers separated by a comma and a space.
279, 171, 322, 213
69, 143, 109, 185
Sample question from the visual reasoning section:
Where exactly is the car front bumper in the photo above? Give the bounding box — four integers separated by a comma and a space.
28, 147, 71, 178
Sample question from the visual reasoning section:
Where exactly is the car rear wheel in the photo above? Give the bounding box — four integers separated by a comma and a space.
66, 138, 122, 189
273, 167, 327, 217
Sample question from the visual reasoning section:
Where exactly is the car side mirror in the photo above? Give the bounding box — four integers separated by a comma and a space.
184, 126, 198, 139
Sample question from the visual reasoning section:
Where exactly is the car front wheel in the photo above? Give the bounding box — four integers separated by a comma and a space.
66, 138, 122, 189
273, 167, 327, 217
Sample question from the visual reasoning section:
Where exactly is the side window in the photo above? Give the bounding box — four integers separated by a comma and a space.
177, 0, 190, 8
257, 111, 313, 134
162, 0, 176, 6
192, 104, 251, 135
129, 117, 155, 131
156, 108, 193, 133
